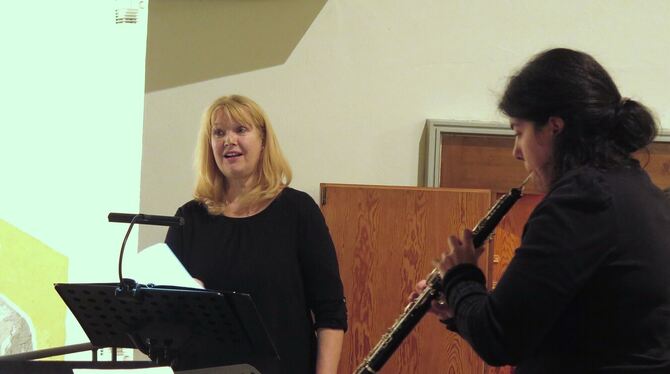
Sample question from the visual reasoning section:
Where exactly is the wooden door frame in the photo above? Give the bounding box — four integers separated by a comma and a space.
424, 119, 670, 188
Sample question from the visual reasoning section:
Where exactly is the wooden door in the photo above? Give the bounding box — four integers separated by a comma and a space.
439, 133, 670, 192
321, 184, 493, 374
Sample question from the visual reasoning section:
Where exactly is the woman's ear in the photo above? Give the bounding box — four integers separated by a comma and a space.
547, 116, 565, 135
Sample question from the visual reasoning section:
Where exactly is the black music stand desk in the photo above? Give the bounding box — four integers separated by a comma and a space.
55, 282, 279, 373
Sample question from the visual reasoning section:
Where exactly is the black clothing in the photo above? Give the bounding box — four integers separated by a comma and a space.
443, 166, 670, 373
165, 188, 347, 374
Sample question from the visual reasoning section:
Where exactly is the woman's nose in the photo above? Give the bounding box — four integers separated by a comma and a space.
223, 133, 236, 146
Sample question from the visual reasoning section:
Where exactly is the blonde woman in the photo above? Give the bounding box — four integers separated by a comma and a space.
166, 95, 347, 374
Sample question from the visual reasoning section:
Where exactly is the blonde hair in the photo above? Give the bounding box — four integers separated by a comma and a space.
194, 95, 292, 214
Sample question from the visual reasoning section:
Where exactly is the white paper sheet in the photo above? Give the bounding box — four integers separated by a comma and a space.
73, 368, 173, 374
124, 243, 204, 289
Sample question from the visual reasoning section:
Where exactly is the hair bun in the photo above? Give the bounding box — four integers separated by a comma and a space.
611, 98, 657, 153
614, 97, 630, 117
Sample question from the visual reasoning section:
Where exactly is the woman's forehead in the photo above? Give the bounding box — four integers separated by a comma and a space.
211, 106, 232, 124
211, 105, 255, 127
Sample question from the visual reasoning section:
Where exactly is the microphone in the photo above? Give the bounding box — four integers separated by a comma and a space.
108, 213, 184, 227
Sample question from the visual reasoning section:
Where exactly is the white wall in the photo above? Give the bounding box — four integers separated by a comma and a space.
0, 0, 147, 345
141, 0, 670, 246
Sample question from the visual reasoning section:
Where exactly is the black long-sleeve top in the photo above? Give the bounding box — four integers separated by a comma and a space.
443, 166, 670, 373
165, 187, 347, 374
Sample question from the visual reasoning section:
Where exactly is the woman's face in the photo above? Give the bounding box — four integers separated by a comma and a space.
511, 118, 558, 189
210, 108, 263, 185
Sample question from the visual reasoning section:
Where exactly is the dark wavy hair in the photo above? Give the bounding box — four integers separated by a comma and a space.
499, 48, 657, 186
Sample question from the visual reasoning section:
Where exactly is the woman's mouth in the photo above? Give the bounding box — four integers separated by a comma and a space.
224, 152, 242, 159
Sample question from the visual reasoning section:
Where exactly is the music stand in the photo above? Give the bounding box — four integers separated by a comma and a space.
55, 282, 279, 372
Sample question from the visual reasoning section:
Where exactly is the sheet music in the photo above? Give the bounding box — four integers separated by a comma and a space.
124, 243, 204, 289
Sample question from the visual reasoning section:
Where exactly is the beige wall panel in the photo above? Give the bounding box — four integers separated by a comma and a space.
145, 0, 327, 92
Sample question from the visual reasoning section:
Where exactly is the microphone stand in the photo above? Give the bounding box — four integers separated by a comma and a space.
107, 212, 184, 299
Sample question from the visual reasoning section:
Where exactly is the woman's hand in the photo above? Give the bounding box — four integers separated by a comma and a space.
437, 229, 484, 277
410, 229, 483, 321
410, 279, 453, 320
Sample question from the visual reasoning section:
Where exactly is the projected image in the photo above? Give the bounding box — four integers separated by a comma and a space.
0, 220, 67, 354
0, 295, 35, 355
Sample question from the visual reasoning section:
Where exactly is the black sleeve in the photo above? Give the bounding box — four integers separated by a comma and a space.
296, 192, 348, 331
443, 170, 615, 365
164, 207, 185, 263
441, 264, 487, 332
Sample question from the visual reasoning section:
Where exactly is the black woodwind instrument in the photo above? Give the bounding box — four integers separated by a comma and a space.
353, 175, 532, 374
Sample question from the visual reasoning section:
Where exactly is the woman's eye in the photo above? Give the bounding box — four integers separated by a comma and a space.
237, 126, 248, 133
213, 129, 224, 137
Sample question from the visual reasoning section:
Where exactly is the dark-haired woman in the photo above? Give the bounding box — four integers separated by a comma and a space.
416, 48, 670, 372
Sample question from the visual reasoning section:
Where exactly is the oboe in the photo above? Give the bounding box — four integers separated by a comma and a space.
354, 175, 532, 374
